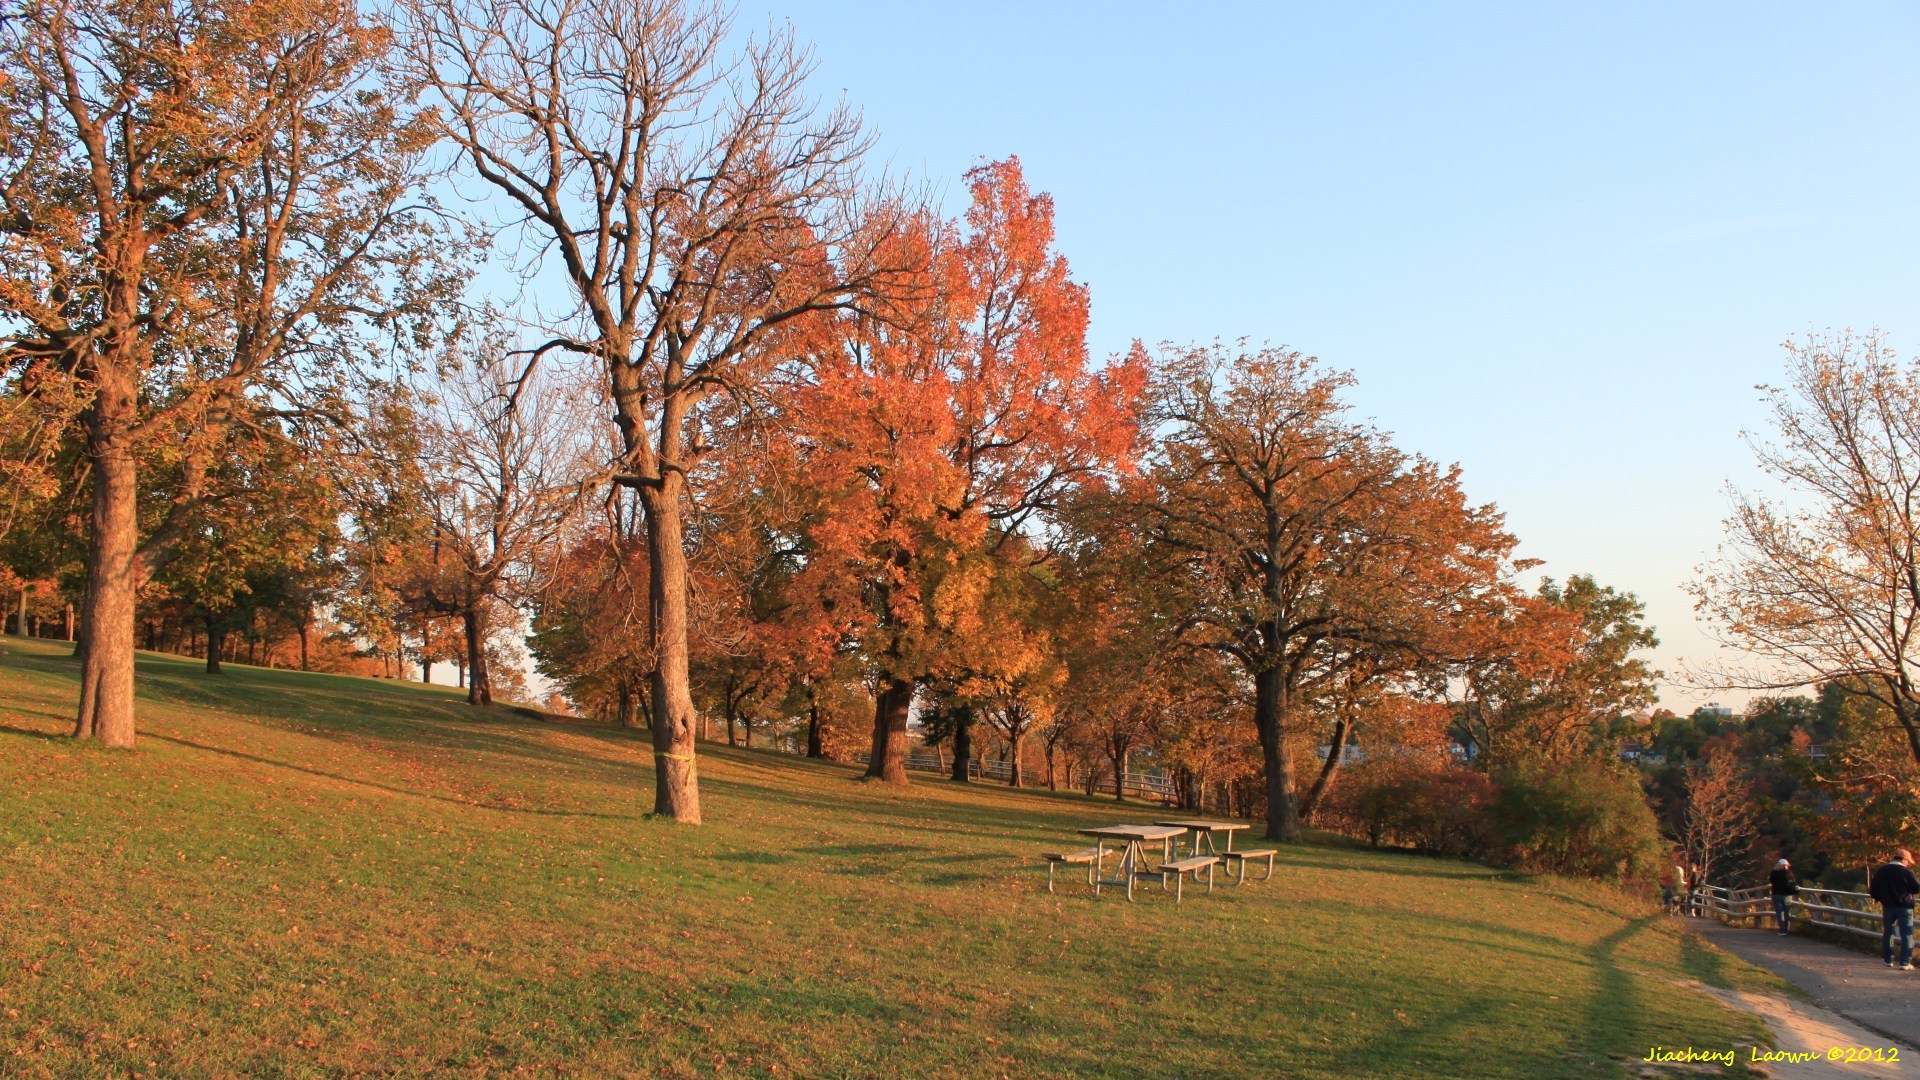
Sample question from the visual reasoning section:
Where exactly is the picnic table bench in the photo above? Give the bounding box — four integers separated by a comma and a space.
1078, 824, 1188, 902
1042, 846, 1107, 893
1222, 848, 1277, 884
1144, 854, 1219, 902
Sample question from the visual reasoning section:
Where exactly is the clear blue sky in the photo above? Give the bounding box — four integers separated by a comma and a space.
729, 1, 1920, 709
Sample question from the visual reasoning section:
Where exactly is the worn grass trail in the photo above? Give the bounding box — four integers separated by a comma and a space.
0, 637, 1782, 1077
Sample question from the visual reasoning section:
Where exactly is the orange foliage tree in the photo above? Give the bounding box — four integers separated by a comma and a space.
1130, 344, 1519, 841
2, 0, 452, 745
1452, 575, 1660, 767
529, 530, 653, 728
778, 159, 1143, 785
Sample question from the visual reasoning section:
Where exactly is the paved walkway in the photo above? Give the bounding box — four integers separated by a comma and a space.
1689, 916, 1920, 1052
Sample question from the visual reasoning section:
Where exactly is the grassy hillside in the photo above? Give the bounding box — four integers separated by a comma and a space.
0, 637, 1782, 1077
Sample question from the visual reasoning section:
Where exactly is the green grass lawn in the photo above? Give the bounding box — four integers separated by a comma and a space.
0, 637, 1786, 1077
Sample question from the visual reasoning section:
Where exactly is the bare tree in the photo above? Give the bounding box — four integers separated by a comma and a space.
980, 699, 1043, 788
407, 342, 592, 705
398, 0, 910, 822
1694, 331, 1920, 767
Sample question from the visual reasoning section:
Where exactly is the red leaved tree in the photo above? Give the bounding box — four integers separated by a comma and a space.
779, 159, 1144, 784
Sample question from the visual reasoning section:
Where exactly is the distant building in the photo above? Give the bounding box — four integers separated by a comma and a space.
1315, 743, 1365, 765
1697, 703, 1735, 720
1618, 740, 1666, 766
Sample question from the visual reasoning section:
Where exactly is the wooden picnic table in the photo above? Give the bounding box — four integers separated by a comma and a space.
1079, 824, 1187, 901
1155, 819, 1251, 858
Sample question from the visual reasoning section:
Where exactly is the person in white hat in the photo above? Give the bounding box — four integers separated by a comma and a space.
1768, 858, 1800, 935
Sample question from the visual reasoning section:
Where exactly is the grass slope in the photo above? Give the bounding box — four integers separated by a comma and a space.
0, 637, 1782, 1078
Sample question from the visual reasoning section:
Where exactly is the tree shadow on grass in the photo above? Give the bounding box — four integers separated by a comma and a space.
822, 862, 897, 879
1284, 898, 1591, 965
141, 732, 640, 820
0, 718, 71, 743
1311, 995, 1509, 1077
119, 666, 672, 790
1679, 930, 1740, 990
800, 842, 932, 856
692, 773, 1133, 843
1577, 914, 1657, 1063
1269, 853, 1524, 884
920, 870, 995, 886
912, 851, 1003, 865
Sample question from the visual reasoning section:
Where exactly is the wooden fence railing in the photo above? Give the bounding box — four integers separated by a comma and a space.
1695, 883, 1885, 940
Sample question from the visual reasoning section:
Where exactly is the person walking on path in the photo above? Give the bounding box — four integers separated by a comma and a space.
1666, 858, 1688, 915
1869, 849, 1920, 970
1768, 858, 1799, 935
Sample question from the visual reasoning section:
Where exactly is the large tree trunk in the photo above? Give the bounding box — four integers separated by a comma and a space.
1255, 667, 1302, 842
950, 711, 972, 782
74, 407, 139, 747
12, 584, 25, 635
64, 603, 74, 642
1008, 730, 1025, 788
462, 605, 491, 705
641, 482, 700, 823
806, 701, 824, 758
865, 676, 913, 784
204, 618, 226, 675
726, 699, 739, 746
1299, 717, 1352, 825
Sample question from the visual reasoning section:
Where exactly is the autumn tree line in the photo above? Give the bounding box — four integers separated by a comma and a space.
4, 0, 1726, 870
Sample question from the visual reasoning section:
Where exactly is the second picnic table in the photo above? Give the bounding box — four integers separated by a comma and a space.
1155, 819, 1250, 858
1156, 818, 1276, 886
1078, 824, 1187, 901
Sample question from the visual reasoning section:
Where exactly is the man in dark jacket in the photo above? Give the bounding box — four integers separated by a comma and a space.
1768, 859, 1799, 936
1869, 849, 1920, 970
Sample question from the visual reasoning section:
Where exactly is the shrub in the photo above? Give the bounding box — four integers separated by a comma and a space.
1329, 757, 1497, 857
1490, 757, 1665, 881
